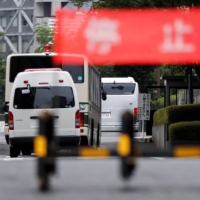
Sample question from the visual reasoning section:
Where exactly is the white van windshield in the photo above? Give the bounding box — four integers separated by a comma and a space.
13, 86, 75, 109
103, 83, 136, 95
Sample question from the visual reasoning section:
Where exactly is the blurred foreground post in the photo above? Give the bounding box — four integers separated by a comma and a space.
117, 111, 136, 179
34, 111, 56, 191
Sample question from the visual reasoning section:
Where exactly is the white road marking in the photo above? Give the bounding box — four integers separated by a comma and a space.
4, 156, 23, 161
150, 157, 165, 160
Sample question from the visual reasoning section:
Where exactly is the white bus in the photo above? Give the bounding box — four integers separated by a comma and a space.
101, 77, 139, 132
4, 52, 102, 148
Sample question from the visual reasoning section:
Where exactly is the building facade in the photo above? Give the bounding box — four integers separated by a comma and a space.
30, 0, 69, 52
0, 0, 94, 56
0, 0, 34, 56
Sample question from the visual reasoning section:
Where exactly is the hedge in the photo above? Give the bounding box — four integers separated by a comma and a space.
153, 103, 200, 126
169, 121, 200, 141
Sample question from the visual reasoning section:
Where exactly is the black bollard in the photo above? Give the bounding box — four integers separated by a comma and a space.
117, 111, 136, 179
34, 111, 56, 191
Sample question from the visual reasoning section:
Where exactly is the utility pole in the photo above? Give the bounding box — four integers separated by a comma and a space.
188, 67, 193, 104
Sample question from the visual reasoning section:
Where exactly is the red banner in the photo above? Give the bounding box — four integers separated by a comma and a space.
53, 8, 200, 65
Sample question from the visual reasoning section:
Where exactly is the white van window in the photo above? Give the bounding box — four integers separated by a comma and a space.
13, 86, 75, 109
9, 56, 84, 83
103, 83, 136, 95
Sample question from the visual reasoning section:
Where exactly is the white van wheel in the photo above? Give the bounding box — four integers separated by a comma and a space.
10, 146, 20, 158
22, 149, 32, 156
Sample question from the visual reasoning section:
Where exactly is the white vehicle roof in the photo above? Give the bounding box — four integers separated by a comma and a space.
101, 77, 136, 83
13, 71, 74, 87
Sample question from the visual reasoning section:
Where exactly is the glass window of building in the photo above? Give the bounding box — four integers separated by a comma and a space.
22, 41, 28, 52
22, 16, 28, 26
9, 42, 17, 52
12, 17, 17, 27
10, 16, 18, 27
0, 16, 7, 27
0, 42, 6, 53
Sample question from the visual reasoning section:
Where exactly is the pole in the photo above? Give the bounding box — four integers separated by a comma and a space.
142, 120, 144, 139
188, 67, 193, 104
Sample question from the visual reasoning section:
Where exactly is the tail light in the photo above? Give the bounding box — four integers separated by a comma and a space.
80, 112, 84, 127
134, 108, 138, 119
75, 110, 80, 128
8, 111, 14, 130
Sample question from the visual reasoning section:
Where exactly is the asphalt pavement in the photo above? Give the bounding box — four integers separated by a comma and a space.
0, 157, 199, 200
0, 132, 199, 199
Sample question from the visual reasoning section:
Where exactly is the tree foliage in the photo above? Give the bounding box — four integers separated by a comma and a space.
34, 22, 53, 53
72, 0, 200, 8
113, 65, 157, 92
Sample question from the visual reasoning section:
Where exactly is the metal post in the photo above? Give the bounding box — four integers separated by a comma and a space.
188, 67, 193, 104
34, 111, 56, 191
141, 120, 144, 139
117, 111, 135, 179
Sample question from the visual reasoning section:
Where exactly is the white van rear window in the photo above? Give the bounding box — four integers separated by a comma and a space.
103, 83, 136, 95
13, 86, 75, 109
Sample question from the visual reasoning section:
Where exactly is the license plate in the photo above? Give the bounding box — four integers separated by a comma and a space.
102, 113, 111, 118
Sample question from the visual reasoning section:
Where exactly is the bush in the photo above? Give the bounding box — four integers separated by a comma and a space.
153, 103, 200, 126
169, 121, 200, 141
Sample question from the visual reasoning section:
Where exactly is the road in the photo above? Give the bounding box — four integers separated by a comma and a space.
0, 131, 121, 156
0, 131, 154, 157
0, 156, 200, 200
0, 132, 199, 199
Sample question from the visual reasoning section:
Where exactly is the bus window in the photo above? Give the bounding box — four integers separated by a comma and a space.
62, 65, 84, 83
61, 57, 84, 83
9, 56, 53, 82
103, 83, 136, 95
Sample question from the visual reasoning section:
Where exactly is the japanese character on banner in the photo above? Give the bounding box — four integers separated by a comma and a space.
83, 17, 121, 55
160, 19, 195, 53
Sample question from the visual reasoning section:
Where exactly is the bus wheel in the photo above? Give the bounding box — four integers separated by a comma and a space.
10, 145, 20, 158
96, 124, 100, 148
90, 120, 94, 147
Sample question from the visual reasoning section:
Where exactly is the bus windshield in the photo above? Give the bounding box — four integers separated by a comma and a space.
103, 83, 136, 95
9, 55, 84, 83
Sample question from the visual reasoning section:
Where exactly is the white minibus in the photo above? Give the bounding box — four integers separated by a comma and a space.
8, 68, 80, 157
101, 77, 139, 132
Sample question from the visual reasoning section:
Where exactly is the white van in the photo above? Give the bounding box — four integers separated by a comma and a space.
101, 77, 139, 132
8, 68, 80, 157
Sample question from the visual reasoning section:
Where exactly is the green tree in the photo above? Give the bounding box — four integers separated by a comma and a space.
70, 0, 200, 9
34, 22, 53, 53
0, 31, 6, 112
112, 65, 157, 92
